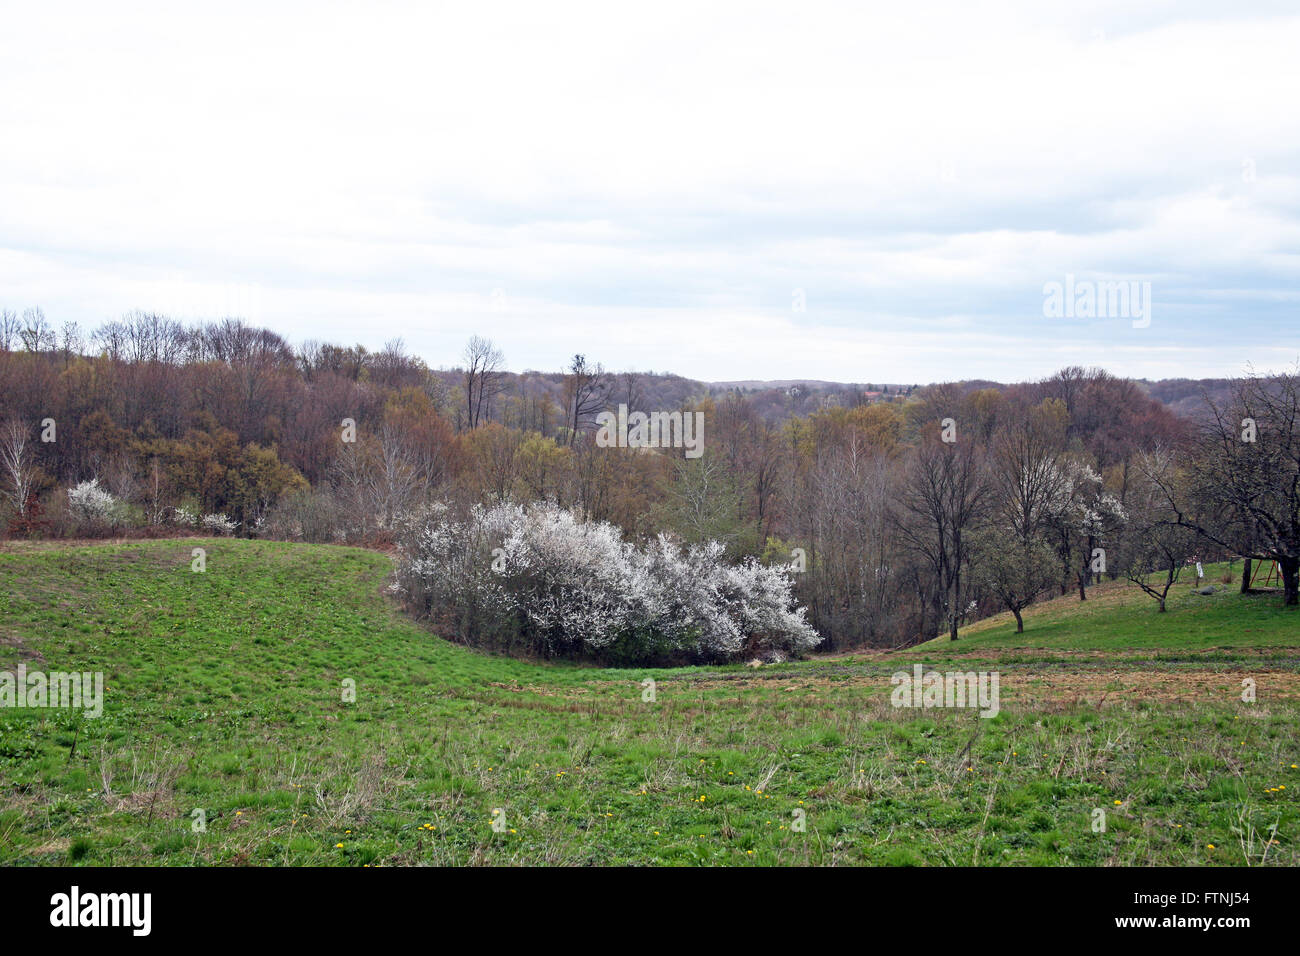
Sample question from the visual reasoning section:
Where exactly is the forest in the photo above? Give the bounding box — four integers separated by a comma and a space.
2, 308, 1296, 662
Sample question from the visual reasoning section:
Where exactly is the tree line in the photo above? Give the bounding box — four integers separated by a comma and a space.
2, 308, 1296, 652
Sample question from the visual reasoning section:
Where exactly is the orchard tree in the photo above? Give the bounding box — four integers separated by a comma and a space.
970, 400, 1070, 631
1173, 370, 1300, 606
1118, 448, 1198, 612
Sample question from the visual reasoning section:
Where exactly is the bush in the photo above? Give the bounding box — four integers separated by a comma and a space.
256, 488, 348, 543
67, 479, 125, 527
201, 513, 238, 535
395, 501, 820, 665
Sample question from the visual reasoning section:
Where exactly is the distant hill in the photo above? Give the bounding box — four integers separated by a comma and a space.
427, 365, 1237, 426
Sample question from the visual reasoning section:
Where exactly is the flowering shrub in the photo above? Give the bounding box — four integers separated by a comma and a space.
173, 505, 199, 527
395, 502, 820, 664
67, 479, 122, 526
201, 512, 238, 535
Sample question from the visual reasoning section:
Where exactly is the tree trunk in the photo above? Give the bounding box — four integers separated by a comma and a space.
1281, 556, 1299, 607
1012, 608, 1024, 633
1241, 558, 1253, 594
1157, 597, 1166, 612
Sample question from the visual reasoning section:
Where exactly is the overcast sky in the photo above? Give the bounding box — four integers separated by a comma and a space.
2, 0, 1298, 383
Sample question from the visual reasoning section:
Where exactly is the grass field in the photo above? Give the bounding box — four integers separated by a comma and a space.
1, 538, 1298, 866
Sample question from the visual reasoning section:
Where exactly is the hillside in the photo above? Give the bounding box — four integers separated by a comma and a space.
1, 539, 1297, 866
909, 566, 1300, 655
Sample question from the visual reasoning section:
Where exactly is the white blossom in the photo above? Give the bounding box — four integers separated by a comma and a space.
67, 478, 120, 524
201, 512, 238, 535
396, 501, 821, 663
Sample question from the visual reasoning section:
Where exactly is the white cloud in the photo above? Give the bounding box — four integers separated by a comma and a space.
1, 0, 1298, 381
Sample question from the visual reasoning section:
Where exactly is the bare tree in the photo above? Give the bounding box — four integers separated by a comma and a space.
1170, 370, 1300, 605
0, 419, 38, 517
800, 432, 901, 648
58, 320, 84, 367
1118, 447, 1197, 612
619, 369, 645, 414
19, 307, 55, 353
0, 309, 20, 352
970, 400, 1071, 631
895, 428, 988, 641
463, 336, 506, 429
562, 354, 608, 445
330, 424, 426, 535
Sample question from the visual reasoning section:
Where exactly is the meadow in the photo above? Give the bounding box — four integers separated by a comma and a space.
1, 538, 1297, 866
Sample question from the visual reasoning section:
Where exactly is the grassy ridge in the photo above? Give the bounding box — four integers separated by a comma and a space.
1, 539, 1297, 866
909, 563, 1298, 653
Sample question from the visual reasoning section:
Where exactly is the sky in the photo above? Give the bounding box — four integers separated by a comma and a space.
1, 0, 1298, 384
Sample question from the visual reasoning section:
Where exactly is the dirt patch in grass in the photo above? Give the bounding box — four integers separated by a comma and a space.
1007, 669, 1300, 705
0, 630, 46, 665
662, 668, 1300, 707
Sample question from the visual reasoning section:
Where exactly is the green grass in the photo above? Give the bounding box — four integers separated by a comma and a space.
0, 539, 1297, 866
907, 561, 1299, 655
